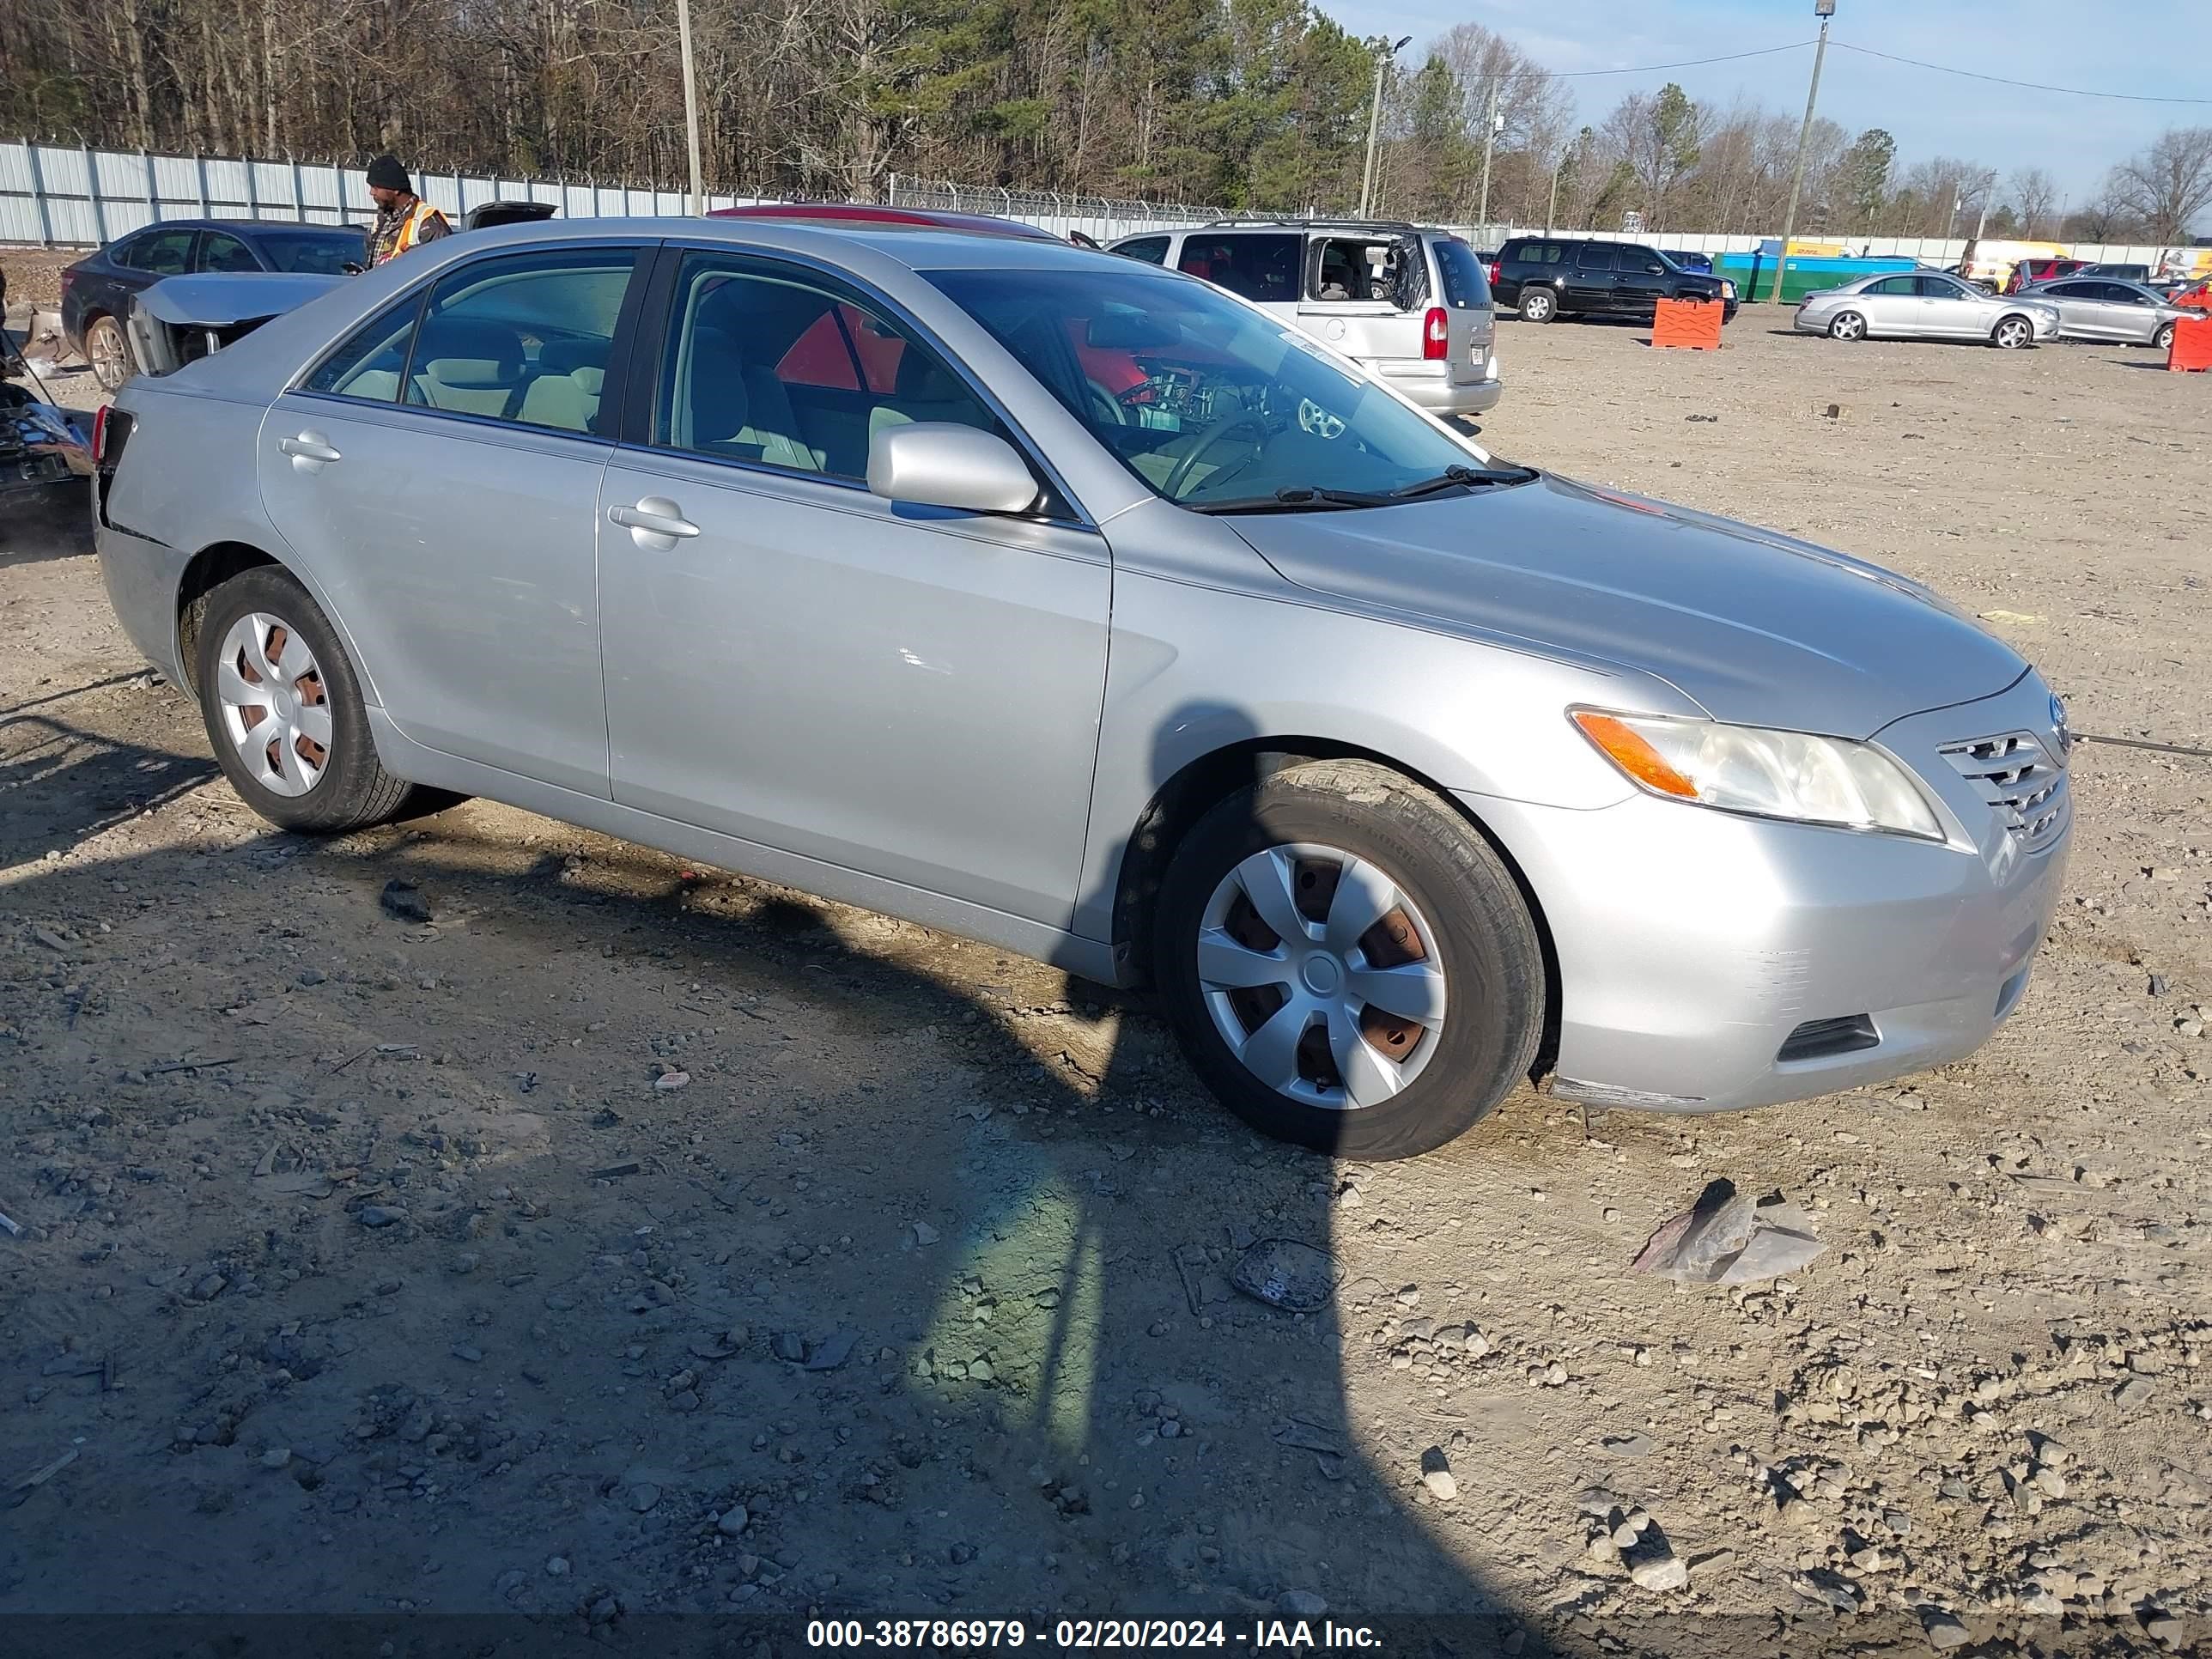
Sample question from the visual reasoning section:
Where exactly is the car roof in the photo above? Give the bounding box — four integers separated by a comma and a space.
107, 217, 361, 240
707, 204, 1061, 243
441, 214, 1118, 274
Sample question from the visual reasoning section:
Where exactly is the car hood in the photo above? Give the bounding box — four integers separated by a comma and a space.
1227, 472, 2027, 738
135, 271, 345, 328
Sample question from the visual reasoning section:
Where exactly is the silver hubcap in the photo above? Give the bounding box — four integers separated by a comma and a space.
216, 612, 332, 797
1527, 295, 1551, 319
1196, 842, 1448, 1110
1835, 315, 1862, 338
89, 322, 125, 386
2000, 322, 2027, 347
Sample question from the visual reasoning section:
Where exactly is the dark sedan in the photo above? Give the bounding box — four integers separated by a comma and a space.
62, 219, 368, 391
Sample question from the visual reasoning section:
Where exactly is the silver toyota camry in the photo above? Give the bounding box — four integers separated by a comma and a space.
93, 220, 2072, 1159
1795, 269, 2061, 348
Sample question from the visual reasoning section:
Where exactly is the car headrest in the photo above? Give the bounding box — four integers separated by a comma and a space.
539, 338, 610, 377
417, 317, 525, 386
894, 349, 966, 403
685, 328, 751, 441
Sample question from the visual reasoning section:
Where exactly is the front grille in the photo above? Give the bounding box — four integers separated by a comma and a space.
1939, 729, 2069, 853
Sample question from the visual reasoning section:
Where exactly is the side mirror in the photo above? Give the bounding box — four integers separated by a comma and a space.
866, 422, 1040, 516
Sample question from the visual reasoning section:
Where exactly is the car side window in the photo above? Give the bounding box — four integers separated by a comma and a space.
1622, 246, 1666, 275
301, 297, 424, 403
1176, 234, 1301, 303
199, 231, 259, 273
118, 227, 198, 276
402, 247, 643, 435
1865, 276, 1917, 296
655, 252, 1006, 483
1916, 275, 1969, 300
1574, 243, 1616, 272
1115, 236, 1170, 266
2097, 283, 2143, 304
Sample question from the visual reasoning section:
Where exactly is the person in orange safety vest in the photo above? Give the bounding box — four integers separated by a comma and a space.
365, 155, 452, 267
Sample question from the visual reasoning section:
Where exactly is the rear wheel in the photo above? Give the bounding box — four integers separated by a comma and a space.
85, 315, 133, 392
1521, 288, 1558, 324
194, 567, 419, 832
1992, 315, 2034, 349
1827, 311, 1867, 342
1153, 760, 1544, 1160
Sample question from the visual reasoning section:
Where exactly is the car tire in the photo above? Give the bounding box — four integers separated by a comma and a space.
1521, 289, 1558, 324
1827, 311, 1866, 342
1152, 759, 1544, 1161
2155, 321, 2177, 352
85, 314, 134, 392
193, 566, 420, 833
1991, 315, 2035, 349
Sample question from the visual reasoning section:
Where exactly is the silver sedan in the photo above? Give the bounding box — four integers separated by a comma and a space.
2022, 276, 2189, 349
93, 219, 2071, 1159
1795, 270, 2061, 348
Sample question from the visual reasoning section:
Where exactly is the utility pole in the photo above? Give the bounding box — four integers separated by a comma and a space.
1476, 83, 1502, 240
676, 0, 704, 214
1358, 35, 1412, 218
1546, 160, 1560, 235
1769, 0, 1833, 302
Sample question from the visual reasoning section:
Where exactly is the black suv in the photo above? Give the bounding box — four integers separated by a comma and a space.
1494, 237, 1736, 325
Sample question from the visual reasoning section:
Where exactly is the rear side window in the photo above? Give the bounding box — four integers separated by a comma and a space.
1176, 234, 1301, 304
1115, 237, 1170, 265
198, 231, 260, 273
1864, 276, 1917, 296
1574, 243, 1617, 272
1508, 241, 1562, 265
302, 298, 424, 403
404, 247, 642, 434
118, 227, 198, 275
1432, 239, 1492, 308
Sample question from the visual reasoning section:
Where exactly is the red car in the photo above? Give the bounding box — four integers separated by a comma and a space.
2006, 257, 2086, 294
705, 203, 1063, 242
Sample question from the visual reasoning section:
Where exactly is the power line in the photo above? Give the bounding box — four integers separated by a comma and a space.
1826, 40, 2212, 106
1539, 42, 1813, 79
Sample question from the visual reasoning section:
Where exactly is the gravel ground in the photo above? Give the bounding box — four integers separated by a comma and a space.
2, 316, 2209, 1656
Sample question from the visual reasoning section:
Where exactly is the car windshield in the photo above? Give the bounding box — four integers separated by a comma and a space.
252, 229, 369, 274
927, 264, 1511, 511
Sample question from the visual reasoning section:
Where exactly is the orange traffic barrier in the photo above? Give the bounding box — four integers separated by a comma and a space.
2168, 315, 2212, 372
1651, 295, 1723, 350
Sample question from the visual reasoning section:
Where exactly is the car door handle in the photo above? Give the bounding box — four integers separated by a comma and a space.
279, 432, 342, 467
608, 498, 701, 543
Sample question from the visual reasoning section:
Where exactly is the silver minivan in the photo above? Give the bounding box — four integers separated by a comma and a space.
1108, 220, 1501, 417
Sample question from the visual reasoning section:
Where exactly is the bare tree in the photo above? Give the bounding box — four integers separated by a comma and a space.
2008, 167, 2057, 239
2107, 126, 2212, 245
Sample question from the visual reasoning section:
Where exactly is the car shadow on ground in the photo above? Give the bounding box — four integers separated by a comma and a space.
0, 700, 1557, 1650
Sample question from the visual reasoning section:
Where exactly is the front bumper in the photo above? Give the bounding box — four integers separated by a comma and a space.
1472, 672, 2072, 1114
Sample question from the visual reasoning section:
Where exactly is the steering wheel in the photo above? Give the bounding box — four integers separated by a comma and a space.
1297, 398, 1346, 440
1164, 412, 1269, 500
1085, 378, 1128, 428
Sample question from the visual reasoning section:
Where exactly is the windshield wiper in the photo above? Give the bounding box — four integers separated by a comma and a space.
1187, 485, 1388, 514
1388, 462, 1540, 500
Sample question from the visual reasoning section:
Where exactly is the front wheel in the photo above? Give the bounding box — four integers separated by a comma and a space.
1521, 289, 1558, 324
1992, 315, 2035, 349
85, 315, 134, 392
194, 566, 421, 832
1827, 311, 1867, 342
1153, 760, 1544, 1160
2155, 320, 2177, 352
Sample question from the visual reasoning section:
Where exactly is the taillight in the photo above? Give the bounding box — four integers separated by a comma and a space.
1423, 307, 1449, 361
92, 404, 111, 465
1486, 260, 1501, 286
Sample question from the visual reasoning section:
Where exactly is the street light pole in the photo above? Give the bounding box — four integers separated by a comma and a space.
676, 0, 704, 214
1358, 35, 1411, 218
1476, 83, 1502, 240
1769, 0, 1833, 302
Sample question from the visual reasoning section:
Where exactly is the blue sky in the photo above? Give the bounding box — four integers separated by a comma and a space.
1316, 0, 2206, 204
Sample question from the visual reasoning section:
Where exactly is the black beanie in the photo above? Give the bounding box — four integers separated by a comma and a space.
365, 155, 410, 192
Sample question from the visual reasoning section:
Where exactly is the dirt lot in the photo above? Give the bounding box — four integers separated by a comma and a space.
3, 319, 2209, 1656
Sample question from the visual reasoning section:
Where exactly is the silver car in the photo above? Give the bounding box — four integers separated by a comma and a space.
2021, 276, 2187, 349
1795, 270, 2061, 348
92, 220, 2070, 1159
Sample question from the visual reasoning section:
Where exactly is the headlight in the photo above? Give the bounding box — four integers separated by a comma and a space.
1571, 709, 1946, 841
1721, 280, 1736, 298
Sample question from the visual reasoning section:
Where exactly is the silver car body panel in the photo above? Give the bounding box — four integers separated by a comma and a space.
95, 216, 2070, 1119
